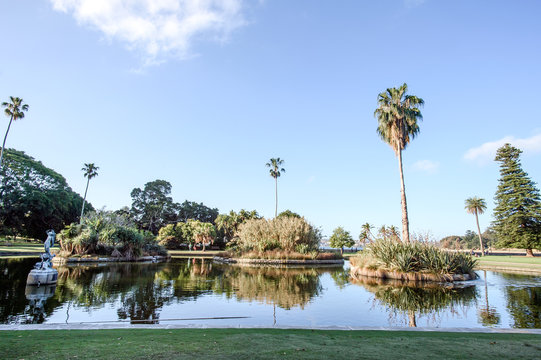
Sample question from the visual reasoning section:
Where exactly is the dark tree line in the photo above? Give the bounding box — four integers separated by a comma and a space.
0, 149, 92, 239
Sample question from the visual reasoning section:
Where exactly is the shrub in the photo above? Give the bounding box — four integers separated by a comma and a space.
236, 217, 321, 253
351, 238, 477, 275
58, 210, 165, 258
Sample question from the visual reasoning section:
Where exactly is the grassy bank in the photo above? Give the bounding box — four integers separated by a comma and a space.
476, 255, 541, 272
0, 241, 44, 256
1, 329, 540, 360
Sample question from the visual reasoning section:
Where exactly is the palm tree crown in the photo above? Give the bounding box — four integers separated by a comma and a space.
375, 83, 424, 154
2, 96, 29, 121
82, 163, 99, 180
266, 158, 285, 179
0, 97, 29, 172
465, 197, 487, 215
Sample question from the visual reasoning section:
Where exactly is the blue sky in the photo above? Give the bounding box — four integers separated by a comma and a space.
1, 0, 540, 240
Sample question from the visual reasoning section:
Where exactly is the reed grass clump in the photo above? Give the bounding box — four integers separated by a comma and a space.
350, 238, 477, 276
236, 216, 321, 253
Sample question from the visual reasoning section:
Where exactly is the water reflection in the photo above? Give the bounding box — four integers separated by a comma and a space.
351, 277, 477, 327
478, 270, 500, 327
1, 258, 541, 328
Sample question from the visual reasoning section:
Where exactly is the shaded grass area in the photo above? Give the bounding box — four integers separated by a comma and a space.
1, 329, 540, 360
0, 242, 46, 255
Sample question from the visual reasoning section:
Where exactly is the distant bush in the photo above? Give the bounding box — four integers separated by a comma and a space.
350, 238, 477, 275
236, 216, 321, 254
218, 250, 341, 261
156, 220, 216, 250
58, 210, 165, 258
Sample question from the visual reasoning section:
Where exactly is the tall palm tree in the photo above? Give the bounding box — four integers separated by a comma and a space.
80, 163, 99, 222
360, 222, 374, 245
0, 97, 29, 171
266, 158, 285, 217
374, 83, 424, 243
465, 196, 487, 256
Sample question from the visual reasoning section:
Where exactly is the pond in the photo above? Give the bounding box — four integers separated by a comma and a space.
1, 257, 540, 328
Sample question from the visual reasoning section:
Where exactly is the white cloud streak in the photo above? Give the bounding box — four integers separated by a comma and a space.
412, 160, 439, 173
50, 0, 247, 65
464, 133, 541, 164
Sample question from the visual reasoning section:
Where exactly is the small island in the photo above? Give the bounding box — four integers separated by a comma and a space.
214, 216, 343, 265
350, 238, 477, 283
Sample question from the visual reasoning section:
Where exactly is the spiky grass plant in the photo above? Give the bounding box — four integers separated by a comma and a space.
351, 238, 477, 275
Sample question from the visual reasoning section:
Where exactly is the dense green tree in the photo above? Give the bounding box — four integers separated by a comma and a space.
0, 149, 91, 239
277, 210, 301, 218
493, 144, 541, 256
266, 157, 285, 217
215, 209, 261, 243
130, 180, 179, 235
465, 196, 487, 256
80, 163, 99, 222
192, 221, 217, 251
177, 200, 219, 223
374, 83, 424, 243
0, 97, 29, 174
329, 226, 354, 255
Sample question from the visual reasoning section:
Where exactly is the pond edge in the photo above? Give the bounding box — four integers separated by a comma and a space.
350, 265, 476, 282
213, 256, 344, 265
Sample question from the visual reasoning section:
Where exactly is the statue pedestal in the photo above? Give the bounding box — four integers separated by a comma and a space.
26, 268, 58, 286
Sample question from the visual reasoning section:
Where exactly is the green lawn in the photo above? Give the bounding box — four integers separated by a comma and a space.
168, 250, 221, 257
0, 329, 540, 360
0, 241, 45, 255
477, 256, 541, 264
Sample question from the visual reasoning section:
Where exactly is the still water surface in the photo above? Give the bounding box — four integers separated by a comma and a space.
1, 257, 540, 328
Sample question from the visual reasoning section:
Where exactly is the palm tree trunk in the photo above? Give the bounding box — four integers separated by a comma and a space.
408, 310, 417, 327
475, 210, 485, 256
80, 177, 90, 223
397, 149, 410, 243
275, 177, 278, 217
0, 116, 14, 173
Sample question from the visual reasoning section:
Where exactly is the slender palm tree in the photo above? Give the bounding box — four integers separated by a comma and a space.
80, 163, 99, 222
0, 97, 29, 171
266, 158, 285, 217
465, 196, 487, 256
374, 83, 424, 243
360, 222, 374, 245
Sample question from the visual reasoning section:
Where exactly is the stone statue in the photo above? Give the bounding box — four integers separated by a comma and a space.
36, 229, 56, 270
27, 229, 58, 286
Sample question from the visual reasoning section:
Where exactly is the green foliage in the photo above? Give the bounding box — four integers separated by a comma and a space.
439, 229, 497, 250
157, 220, 216, 250
493, 144, 541, 252
58, 210, 164, 258
329, 227, 355, 251
352, 238, 477, 275
177, 201, 219, 223
191, 220, 217, 250
0, 149, 92, 239
277, 210, 301, 218
130, 179, 179, 235
236, 216, 321, 253
215, 209, 261, 243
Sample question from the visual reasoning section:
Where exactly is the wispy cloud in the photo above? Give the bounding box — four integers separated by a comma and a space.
412, 160, 439, 174
464, 133, 541, 164
50, 0, 247, 66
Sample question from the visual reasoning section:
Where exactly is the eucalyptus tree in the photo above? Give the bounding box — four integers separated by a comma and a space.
80, 163, 99, 222
266, 157, 285, 217
0, 97, 29, 172
465, 197, 487, 255
374, 83, 424, 243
